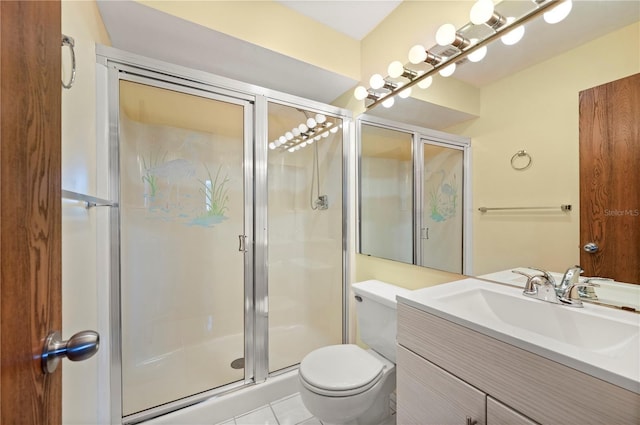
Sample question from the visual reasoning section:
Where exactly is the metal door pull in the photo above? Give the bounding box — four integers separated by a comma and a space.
42, 330, 99, 374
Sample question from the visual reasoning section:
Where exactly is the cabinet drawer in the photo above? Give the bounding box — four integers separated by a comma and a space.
397, 345, 485, 425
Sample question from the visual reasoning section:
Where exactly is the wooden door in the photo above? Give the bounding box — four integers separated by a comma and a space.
0, 1, 62, 424
579, 73, 640, 284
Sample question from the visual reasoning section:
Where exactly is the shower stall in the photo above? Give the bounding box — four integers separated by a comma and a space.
99, 47, 349, 423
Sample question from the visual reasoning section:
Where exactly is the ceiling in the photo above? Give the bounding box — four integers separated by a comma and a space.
98, 0, 638, 119
276, 0, 402, 40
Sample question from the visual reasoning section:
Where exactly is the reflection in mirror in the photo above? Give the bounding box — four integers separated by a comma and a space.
358, 117, 471, 274
421, 142, 464, 273
359, 123, 413, 263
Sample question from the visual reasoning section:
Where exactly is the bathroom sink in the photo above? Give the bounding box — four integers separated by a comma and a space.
398, 278, 640, 393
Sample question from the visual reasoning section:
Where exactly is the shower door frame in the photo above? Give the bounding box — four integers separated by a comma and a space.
97, 46, 352, 424
108, 66, 257, 423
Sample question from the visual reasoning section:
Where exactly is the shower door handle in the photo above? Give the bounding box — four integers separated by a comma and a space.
41, 330, 99, 374
238, 234, 247, 252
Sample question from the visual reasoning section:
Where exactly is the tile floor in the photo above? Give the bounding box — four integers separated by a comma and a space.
216, 393, 396, 425
215, 393, 317, 425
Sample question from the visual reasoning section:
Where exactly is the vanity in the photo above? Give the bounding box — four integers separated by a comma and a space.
396, 278, 640, 425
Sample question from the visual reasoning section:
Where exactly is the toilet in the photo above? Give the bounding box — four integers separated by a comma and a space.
298, 280, 410, 425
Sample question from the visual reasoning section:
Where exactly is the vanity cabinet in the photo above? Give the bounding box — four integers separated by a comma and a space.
397, 346, 535, 425
397, 345, 485, 424
397, 302, 640, 425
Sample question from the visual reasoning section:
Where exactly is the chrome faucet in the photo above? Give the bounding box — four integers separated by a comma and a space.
557, 265, 583, 298
512, 266, 598, 308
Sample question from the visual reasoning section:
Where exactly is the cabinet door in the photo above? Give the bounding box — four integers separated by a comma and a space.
487, 397, 538, 425
397, 345, 485, 425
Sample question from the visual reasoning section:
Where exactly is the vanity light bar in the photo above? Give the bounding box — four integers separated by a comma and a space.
360, 0, 565, 111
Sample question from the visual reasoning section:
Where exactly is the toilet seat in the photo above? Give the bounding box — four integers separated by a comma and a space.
299, 344, 384, 397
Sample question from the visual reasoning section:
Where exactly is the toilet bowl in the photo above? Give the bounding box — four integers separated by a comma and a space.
299, 344, 395, 424
298, 280, 410, 425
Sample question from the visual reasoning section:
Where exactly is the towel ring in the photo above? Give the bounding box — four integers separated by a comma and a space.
511, 150, 532, 170
61, 34, 76, 89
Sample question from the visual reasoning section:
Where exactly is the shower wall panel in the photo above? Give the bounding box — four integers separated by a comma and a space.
267, 103, 343, 373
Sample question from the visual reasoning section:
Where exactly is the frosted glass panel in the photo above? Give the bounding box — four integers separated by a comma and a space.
267, 102, 343, 372
119, 81, 246, 415
360, 124, 413, 263
422, 143, 463, 273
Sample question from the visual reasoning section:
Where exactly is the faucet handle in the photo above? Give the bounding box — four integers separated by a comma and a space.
512, 270, 552, 295
512, 270, 535, 294
527, 267, 556, 285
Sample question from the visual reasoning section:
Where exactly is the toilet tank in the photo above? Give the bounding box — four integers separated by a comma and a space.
352, 280, 411, 363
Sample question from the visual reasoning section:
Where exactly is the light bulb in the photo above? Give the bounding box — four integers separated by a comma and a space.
544, 0, 572, 24
399, 86, 412, 99
307, 117, 317, 129
439, 63, 456, 77
501, 17, 525, 46
382, 96, 395, 108
354, 86, 368, 100
467, 39, 487, 62
388, 61, 405, 78
315, 114, 326, 124
330, 126, 339, 134
470, 0, 495, 25
301, 142, 307, 147
408, 45, 427, 64
288, 147, 295, 153
268, 142, 276, 150
370, 74, 385, 89
436, 23, 457, 46
314, 135, 321, 141
292, 128, 301, 137
285, 131, 293, 140
298, 123, 308, 133
417, 75, 433, 89
279, 136, 286, 145
322, 131, 330, 138
325, 122, 333, 128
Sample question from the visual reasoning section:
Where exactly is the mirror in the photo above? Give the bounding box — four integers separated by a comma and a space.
358, 117, 470, 274
359, 123, 413, 264
357, 1, 639, 289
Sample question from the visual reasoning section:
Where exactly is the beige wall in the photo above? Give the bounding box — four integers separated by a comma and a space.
447, 21, 640, 275
61, 1, 110, 424
137, 0, 360, 81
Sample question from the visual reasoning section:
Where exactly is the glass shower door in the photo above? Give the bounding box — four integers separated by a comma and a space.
117, 79, 252, 416
421, 140, 464, 273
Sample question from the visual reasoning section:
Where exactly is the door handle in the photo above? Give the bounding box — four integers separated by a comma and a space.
42, 330, 99, 374
583, 242, 599, 253
238, 234, 246, 252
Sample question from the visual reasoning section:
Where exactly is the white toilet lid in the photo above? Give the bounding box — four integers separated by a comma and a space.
299, 344, 384, 394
